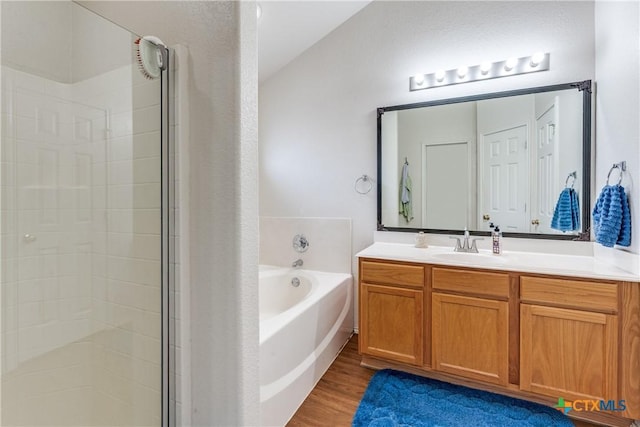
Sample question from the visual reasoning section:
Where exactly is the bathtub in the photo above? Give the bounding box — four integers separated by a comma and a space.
259, 265, 353, 426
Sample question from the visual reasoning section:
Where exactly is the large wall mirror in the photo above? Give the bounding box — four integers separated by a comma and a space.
377, 81, 592, 239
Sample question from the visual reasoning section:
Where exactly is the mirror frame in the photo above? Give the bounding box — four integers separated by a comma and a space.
377, 80, 592, 240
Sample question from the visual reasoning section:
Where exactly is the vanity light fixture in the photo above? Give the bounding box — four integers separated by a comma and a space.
530, 52, 545, 67
257, 3, 262, 19
504, 57, 518, 71
409, 52, 550, 91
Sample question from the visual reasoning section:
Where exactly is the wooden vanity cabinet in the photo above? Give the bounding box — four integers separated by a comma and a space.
431, 268, 510, 386
359, 260, 424, 366
358, 258, 640, 422
520, 276, 619, 402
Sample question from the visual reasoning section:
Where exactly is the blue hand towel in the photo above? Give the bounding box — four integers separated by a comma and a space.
551, 188, 580, 232
592, 184, 632, 247
571, 189, 581, 231
617, 187, 632, 246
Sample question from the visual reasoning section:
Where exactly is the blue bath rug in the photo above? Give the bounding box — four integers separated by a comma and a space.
352, 370, 573, 427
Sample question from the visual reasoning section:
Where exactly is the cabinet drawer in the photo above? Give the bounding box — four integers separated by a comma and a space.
361, 260, 424, 288
432, 267, 509, 298
520, 276, 618, 312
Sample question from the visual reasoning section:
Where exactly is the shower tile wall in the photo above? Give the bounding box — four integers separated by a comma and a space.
89, 60, 162, 427
1, 41, 162, 427
1, 67, 96, 424
170, 44, 190, 427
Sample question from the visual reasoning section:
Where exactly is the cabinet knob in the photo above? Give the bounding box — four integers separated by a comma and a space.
531, 219, 540, 226
482, 214, 490, 221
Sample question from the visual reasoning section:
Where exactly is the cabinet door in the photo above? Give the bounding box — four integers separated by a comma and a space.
432, 293, 509, 385
360, 283, 423, 365
520, 304, 618, 401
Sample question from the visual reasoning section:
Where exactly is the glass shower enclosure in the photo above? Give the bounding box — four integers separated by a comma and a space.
1, 2, 170, 425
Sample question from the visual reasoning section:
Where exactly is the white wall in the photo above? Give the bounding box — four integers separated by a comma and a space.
74, 1, 261, 425
381, 111, 398, 227
259, 1, 596, 326
395, 103, 477, 229
71, 4, 131, 82
0, 1, 72, 83
260, 217, 352, 274
0, 1, 130, 84
595, 0, 640, 258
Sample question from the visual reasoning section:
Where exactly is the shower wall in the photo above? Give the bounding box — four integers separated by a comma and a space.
1, 66, 98, 424
86, 62, 162, 427
1, 2, 163, 425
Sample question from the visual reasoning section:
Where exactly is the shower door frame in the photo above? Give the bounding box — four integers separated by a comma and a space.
161, 47, 173, 427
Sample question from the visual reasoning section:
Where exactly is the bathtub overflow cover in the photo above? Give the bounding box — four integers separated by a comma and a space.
291, 277, 301, 287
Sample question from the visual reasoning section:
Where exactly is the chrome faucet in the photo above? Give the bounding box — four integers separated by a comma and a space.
292, 258, 304, 268
449, 227, 482, 253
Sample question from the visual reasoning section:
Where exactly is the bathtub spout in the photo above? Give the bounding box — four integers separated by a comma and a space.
292, 259, 303, 268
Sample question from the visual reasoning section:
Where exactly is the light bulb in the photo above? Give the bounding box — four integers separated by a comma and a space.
257, 4, 262, 19
530, 52, 545, 67
435, 70, 446, 82
413, 74, 425, 85
457, 66, 468, 79
504, 57, 518, 71
480, 61, 492, 75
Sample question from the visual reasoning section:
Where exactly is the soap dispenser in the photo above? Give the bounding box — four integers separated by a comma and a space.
491, 224, 502, 255
415, 231, 428, 248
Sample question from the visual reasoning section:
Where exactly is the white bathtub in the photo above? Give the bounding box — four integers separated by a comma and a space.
259, 266, 353, 426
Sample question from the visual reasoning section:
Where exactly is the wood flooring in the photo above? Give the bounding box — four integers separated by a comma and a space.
287, 334, 606, 427
286, 335, 374, 426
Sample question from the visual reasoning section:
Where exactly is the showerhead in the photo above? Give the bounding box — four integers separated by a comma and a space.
134, 36, 167, 79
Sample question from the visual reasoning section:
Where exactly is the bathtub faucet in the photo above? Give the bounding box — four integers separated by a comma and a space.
292, 259, 304, 268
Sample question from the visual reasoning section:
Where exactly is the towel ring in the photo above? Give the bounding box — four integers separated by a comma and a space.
355, 174, 373, 195
606, 162, 626, 186
565, 171, 577, 189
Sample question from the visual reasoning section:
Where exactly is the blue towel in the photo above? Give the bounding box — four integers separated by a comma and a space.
551, 188, 581, 232
592, 184, 632, 247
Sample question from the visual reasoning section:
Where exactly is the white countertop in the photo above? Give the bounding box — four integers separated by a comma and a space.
356, 242, 640, 282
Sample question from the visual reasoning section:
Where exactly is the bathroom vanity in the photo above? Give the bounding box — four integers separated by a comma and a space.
357, 243, 640, 426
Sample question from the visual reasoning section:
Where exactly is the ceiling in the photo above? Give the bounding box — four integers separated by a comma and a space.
257, 1, 372, 83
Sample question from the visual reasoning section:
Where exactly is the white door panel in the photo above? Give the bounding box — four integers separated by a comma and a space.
480, 125, 529, 232
533, 103, 558, 233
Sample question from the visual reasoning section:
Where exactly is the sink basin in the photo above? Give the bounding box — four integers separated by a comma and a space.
431, 252, 507, 265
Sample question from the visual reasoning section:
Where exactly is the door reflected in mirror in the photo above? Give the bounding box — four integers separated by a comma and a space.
378, 81, 591, 238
